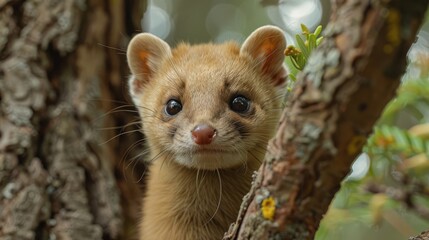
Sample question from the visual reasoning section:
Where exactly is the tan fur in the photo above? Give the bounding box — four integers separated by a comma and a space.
127, 26, 286, 240
141, 158, 261, 240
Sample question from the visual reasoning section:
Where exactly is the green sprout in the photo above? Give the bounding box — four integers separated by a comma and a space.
285, 24, 324, 86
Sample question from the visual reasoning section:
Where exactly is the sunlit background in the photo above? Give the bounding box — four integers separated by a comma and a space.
140, 1, 429, 239
142, 0, 330, 45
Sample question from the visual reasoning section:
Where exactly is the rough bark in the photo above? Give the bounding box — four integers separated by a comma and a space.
0, 1, 146, 239
224, 0, 429, 239
410, 231, 429, 240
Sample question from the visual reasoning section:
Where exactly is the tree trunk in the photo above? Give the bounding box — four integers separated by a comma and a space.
224, 0, 429, 239
2, 0, 428, 240
0, 1, 146, 239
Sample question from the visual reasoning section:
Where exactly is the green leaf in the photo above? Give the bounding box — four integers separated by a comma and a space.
301, 24, 310, 35
308, 34, 317, 51
296, 34, 309, 60
410, 136, 425, 153
285, 56, 299, 74
391, 127, 409, 150
379, 79, 429, 124
316, 36, 324, 46
314, 25, 323, 37
379, 125, 393, 142
297, 54, 306, 69
291, 56, 303, 70
283, 24, 324, 93
366, 125, 429, 159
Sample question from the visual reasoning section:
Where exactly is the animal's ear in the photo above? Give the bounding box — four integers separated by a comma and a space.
127, 33, 172, 96
240, 26, 287, 86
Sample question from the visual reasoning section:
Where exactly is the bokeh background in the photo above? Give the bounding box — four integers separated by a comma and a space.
141, 1, 429, 239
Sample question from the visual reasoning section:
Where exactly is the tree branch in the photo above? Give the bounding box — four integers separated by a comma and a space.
366, 181, 429, 221
225, 0, 429, 239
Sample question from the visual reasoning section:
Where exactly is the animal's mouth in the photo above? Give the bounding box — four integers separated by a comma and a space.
174, 147, 246, 170
191, 149, 233, 154
173, 147, 237, 156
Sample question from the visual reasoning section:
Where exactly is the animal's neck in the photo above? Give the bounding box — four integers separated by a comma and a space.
141, 154, 261, 240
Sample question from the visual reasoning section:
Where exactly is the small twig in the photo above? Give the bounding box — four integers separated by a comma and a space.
365, 183, 429, 221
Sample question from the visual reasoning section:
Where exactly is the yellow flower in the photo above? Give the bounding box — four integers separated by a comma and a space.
375, 135, 395, 147
284, 46, 301, 57
261, 197, 276, 220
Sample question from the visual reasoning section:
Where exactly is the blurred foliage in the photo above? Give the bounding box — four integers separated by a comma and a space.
379, 79, 429, 125
366, 124, 429, 172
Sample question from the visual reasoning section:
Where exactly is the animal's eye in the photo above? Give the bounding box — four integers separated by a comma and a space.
230, 95, 250, 114
165, 99, 182, 116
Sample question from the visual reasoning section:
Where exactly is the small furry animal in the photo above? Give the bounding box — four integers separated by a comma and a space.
127, 25, 287, 240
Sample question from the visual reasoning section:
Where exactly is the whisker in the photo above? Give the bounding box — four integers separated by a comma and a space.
96, 121, 140, 131
121, 139, 146, 182
204, 168, 222, 226
97, 43, 126, 53
86, 98, 132, 105
158, 150, 172, 171
99, 129, 142, 145
95, 105, 139, 122
136, 165, 148, 183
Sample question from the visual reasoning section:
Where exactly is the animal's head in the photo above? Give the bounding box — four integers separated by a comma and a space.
127, 26, 286, 170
